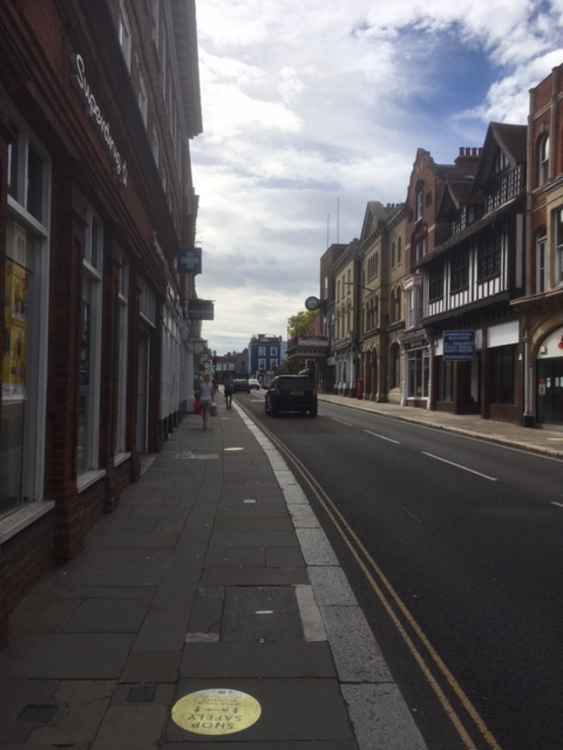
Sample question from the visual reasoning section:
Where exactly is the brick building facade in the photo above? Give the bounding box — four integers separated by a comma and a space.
0, 0, 202, 638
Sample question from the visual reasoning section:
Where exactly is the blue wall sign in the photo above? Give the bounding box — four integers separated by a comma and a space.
443, 330, 475, 361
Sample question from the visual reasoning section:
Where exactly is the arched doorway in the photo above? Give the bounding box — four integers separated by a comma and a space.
536, 326, 563, 426
370, 349, 378, 400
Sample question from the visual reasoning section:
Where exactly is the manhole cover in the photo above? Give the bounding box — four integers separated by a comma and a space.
171, 688, 261, 735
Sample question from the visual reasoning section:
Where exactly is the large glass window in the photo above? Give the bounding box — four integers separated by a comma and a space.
437, 357, 455, 402
407, 350, 430, 398
115, 250, 129, 455
2, 123, 50, 517
77, 211, 104, 476
478, 237, 501, 282
389, 344, 400, 389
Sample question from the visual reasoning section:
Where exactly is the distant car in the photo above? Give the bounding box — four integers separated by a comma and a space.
248, 378, 261, 390
265, 375, 317, 417
233, 378, 250, 393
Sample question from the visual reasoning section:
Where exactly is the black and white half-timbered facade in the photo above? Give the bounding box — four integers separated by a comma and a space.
420, 124, 527, 423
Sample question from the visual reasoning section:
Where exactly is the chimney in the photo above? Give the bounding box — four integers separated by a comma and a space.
455, 146, 481, 166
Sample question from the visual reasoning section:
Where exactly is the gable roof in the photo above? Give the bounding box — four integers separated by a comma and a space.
475, 122, 527, 185
436, 179, 480, 219
360, 201, 392, 241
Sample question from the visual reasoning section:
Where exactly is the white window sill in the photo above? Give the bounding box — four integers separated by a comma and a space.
0, 501, 55, 545
77, 469, 106, 494
113, 451, 131, 468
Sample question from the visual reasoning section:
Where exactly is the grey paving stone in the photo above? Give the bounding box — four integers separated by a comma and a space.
112, 683, 176, 707
296, 529, 339, 565
210, 530, 299, 548
181, 642, 336, 678
205, 546, 266, 567
202, 566, 308, 587
167, 679, 354, 742
187, 587, 224, 637
214, 515, 293, 531
69, 549, 173, 587
321, 606, 393, 683
133, 620, 189, 652
309, 567, 358, 606
92, 704, 168, 749
25, 681, 115, 746
342, 684, 427, 750
4, 634, 132, 679
120, 651, 182, 683
222, 586, 303, 643
265, 546, 306, 568
63, 598, 149, 633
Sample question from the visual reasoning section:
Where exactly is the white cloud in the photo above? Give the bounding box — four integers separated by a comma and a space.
192, 1, 563, 353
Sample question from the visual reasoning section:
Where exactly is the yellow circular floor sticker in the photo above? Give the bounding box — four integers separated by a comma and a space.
171, 688, 262, 735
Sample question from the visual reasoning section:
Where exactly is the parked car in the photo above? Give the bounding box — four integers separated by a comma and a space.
233, 378, 251, 393
265, 375, 317, 417
248, 378, 261, 390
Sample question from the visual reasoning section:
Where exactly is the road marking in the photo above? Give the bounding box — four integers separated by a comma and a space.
238, 405, 502, 750
363, 429, 400, 445
551, 501, 563, 509
421, 451, 497, 481
330, 416, 354, 427
255, 610, 274, 615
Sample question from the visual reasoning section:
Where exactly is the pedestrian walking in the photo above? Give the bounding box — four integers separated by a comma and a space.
196, 373, 214, 430
224, 373, 234, 409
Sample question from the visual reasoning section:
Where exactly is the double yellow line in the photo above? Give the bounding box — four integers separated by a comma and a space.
243, 405, 503, 750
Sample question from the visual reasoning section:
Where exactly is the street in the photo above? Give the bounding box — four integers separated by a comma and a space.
238, 390, 563, 750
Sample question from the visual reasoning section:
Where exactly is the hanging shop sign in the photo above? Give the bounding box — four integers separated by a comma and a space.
443, 330, 475, 361
177, 246, 202, 274
188, 299, 214, 321
72, 53, 128, 187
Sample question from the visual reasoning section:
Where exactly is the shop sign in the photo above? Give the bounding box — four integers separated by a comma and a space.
72, 53, 128, 187
188, 299, 214, 320
443, 330, 475, 361
178, 246, 202, 274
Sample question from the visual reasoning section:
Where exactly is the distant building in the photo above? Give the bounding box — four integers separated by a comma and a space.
249, 334, 282, 381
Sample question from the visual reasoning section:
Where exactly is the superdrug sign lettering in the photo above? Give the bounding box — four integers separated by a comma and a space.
72, 53, 128, 187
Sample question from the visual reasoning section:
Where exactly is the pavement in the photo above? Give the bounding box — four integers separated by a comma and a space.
318, 393, 563, 458
0, 398, 427, 750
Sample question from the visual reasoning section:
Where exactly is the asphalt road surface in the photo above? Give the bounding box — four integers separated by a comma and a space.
237, 390, 563, 750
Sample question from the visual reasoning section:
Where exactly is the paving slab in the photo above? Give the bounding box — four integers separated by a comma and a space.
204, 546, 266, 567
92, 703, 169, 749
210, 529, 299, 548
342, 684, 427, 750
167, 679, 355, 743
63, 597, 150, 633
288, 503, 321, 528
25, 680, 115, 746
296, 528, 339, 565
202, 566, 308, 587
180, 641, 336, 678
265, 546, 306, 568
222, 586, 303, 643
4, 634, 133, 679
186, 587, 225, 638
112, 683, 176, 707
213, 514, 293, 531
120, 651, 182, 683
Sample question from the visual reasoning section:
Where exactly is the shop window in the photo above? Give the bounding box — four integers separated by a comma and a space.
389, 344, 400, 389
536, 234, 546, 294
490, 345, 515, 404
2, 120, 51, 517
437, 358, 454, 402
538, 134, 550, 187
77, 211, 104, 477
429, 265, 444, 302
478, 238, 501, 282
407, 350, 429, 398
115, 250, 129, 456
450, 251, 469, 294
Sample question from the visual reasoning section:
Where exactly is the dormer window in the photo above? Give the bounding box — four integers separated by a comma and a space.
538, 134, 550, 186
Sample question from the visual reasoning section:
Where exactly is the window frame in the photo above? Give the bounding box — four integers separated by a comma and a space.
428, 264, 444, 303
477, 237, 501, 283
118, 1, 132, 71
450, 250, 469, 294
536, 234, 546, 294
114, 249, 129, 457
538, 134, 550, 187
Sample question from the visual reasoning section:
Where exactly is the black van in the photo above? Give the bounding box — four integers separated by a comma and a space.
265, 375, 317, 417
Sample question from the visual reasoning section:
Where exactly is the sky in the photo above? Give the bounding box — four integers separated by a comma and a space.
191, 0, 563, 355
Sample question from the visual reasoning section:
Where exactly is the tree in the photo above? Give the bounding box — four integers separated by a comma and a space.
287, 309, 319, 338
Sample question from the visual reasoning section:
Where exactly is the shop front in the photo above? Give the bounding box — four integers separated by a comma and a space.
536, 326, 563, 426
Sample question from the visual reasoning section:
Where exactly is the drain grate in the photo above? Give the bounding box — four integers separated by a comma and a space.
18, 704, 58, 723
127, 684, 157, 703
